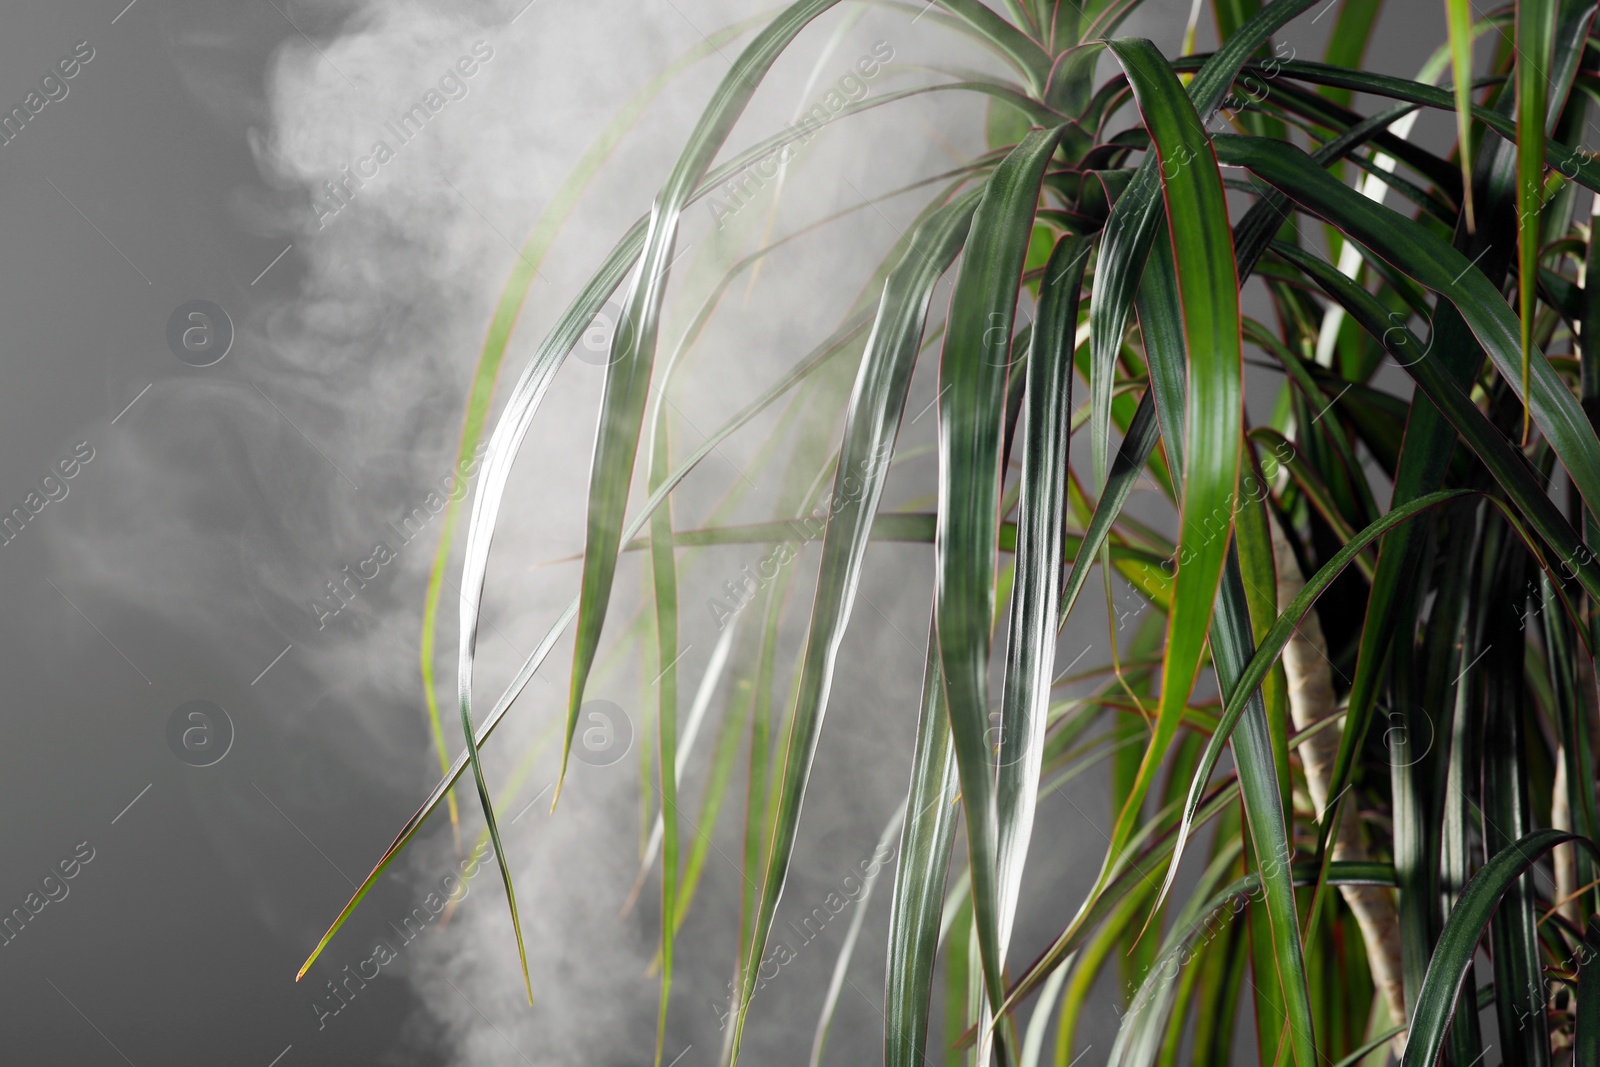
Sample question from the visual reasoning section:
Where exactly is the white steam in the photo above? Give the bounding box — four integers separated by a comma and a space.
53, 0, 1189, 1062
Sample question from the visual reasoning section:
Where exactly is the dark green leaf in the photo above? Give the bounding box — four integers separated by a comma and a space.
1401, 831, 1599, 1067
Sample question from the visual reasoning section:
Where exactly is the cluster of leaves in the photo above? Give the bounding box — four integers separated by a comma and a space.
297, 0, 1600, 1063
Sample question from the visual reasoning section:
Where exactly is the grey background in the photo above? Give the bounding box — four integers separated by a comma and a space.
0, 1, 1464, 1065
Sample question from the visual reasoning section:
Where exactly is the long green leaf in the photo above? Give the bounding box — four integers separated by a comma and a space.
1102, 32, 1242, 908
733, 189, 983, 1059
416, 9, 768, 838
885, 621, 960, 1067
303, 5, 1042, 992
936, 127, 1064, 1061
296, 290, 866, 981
1214, 56, 1600, 193
1131, 234, 1315, 1067
434, 21, 969, 995
996, 235, 1090, 986
1443, 0, 1476, 231
447, 215, 656, 1005
1516, 0, 1556, 441
1273, 241, 1600, 604
646, 413, 680, 1064
564, 0, 849, 798
1214, 134, 1600, 524
1160, 491, 1468, 935
1107, 37, 1327, 1067
1401, 831, 1600, 1067
1087, 0, 1318, 495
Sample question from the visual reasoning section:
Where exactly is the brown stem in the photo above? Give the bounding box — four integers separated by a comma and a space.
1270, 514, 1408, 1044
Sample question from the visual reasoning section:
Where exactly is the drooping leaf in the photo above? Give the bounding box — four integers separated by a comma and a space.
1215, 135, 1600, 526
996, 235, 1091, 990
1087, 0, 1321, 497
1103, 37, 1328, 1067
405, 15, 973, 993
732, 188, 983, 1059
564, 0, 852, 800
1101, 31, 1243, 903
1213, 57, 1600, 193
935, 127, 1064, 1060
1274, 242, 1600, 603
1401, 831, 1599, 1067
645, 411, 681, 1064
884, 622, 961, 1067
415, 9, 769, 839
296, 277, 868, 980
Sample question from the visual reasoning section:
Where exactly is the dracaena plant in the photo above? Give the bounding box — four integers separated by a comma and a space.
295, 0, 1600, 1063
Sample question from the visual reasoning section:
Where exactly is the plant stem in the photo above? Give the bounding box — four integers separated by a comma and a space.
1270, 513, 1406, 1047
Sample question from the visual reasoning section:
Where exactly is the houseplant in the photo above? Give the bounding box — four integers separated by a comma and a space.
301, 0, 1600, 1063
